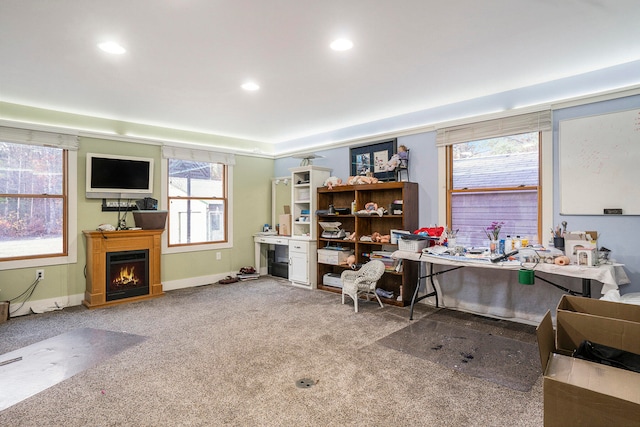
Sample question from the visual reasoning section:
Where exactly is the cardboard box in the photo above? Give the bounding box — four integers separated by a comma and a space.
564, 230, 598, 264
542, 352, 640, 427
317, 248, 352, 265
536, 295, 640, 426
555, 295, 640, 355
278, 214, 291, 236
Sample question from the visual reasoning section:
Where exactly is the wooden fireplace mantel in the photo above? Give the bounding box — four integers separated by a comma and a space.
83, 229, 164, 309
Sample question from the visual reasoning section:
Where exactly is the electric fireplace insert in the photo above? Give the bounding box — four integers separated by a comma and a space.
106, 250, 149, 301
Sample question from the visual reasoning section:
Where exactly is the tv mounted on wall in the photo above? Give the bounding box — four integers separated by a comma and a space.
86, 153, 154, 199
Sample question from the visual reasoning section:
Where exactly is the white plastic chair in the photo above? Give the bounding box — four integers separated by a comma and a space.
341, 260, 386, 313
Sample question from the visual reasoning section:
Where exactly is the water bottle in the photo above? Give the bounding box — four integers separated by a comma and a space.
505, 235, 512, 252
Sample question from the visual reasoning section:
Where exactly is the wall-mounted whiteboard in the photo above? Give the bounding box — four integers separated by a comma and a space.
559, 108, 640, 215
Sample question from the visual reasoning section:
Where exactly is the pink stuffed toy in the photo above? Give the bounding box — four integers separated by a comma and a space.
346, 254, 356, 267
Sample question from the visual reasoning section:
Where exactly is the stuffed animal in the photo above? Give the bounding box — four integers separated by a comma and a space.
346, 254, 356, 267
347, 176, 379, 185
368, 231, 391, 243
324, 176, 342, 190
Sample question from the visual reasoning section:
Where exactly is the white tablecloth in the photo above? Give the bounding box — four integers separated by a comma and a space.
393, 250, 630, 325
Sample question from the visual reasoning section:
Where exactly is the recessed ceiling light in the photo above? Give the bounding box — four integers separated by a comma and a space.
241, 82, 260, 91
98, 41, 126, 54
330, 38, 353, 51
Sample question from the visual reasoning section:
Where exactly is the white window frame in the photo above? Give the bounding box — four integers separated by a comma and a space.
161, 145, 234, 254
0, 126, 78, 270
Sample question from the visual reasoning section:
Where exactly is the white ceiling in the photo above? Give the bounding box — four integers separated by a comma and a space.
1, 0, 640, 145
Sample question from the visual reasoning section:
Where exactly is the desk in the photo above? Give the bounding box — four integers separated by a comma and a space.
254, 234, 290, 275
393, 250, 630, 323
253, 234, 317, 289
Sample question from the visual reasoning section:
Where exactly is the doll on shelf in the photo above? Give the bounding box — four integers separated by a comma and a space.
383, 145, 408, 171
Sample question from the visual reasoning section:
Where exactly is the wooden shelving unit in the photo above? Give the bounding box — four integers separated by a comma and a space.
316, 182, 419, 307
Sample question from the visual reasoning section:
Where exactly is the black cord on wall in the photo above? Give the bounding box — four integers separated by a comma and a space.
8, 277, 42, 315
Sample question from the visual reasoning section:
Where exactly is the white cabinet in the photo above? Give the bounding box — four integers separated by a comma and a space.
289, 239, 317, 289
290, 166, 331, 240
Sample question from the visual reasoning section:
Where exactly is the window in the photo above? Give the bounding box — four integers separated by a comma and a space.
168, 159, 227, 245
0, 141, 68, 260
447, 132, 540, 247
163, 146, 234, 249
437, 110, 551, 247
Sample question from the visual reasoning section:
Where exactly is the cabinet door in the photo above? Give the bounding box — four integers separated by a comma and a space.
289, 250, 308, 283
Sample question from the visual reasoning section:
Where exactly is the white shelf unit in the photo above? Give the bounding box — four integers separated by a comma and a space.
287, 165, 330, 290
289, 166, 331, 240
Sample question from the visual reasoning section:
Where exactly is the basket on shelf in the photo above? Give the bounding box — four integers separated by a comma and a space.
398, 235, 431, 252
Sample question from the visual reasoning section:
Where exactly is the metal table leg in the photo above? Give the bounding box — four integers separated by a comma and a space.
582, 278, 591, 298
409, 263, 463, 320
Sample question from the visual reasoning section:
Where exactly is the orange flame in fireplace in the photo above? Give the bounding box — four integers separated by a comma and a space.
113, 266, 140, 286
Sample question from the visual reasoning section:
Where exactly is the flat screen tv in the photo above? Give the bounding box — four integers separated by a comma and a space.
86, 153, 154, 199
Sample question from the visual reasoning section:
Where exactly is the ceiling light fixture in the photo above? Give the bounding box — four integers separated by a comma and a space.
330, 38, 353, 51
98, 41, 126, 54
292, 153, 323, 166
241, 82, 260, 91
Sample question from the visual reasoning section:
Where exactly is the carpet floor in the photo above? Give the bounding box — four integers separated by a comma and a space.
0, 277, 543, 426
1, 328, 147, 411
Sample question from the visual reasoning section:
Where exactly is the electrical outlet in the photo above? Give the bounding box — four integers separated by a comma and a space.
36, 269, 44, 281
216, 252, 222, 260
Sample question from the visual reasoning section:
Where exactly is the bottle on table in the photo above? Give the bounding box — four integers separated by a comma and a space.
514, 236, 522, 250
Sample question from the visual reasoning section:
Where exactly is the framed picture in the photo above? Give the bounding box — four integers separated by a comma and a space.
350, 138, 398, 182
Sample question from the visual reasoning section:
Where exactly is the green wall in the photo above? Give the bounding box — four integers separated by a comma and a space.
161, 154, 273, 282
0, 105, 274, 309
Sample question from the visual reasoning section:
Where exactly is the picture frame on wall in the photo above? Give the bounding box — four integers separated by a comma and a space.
349, 139, 398, 182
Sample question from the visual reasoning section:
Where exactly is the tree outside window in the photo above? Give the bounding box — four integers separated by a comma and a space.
0, 142, 67, 260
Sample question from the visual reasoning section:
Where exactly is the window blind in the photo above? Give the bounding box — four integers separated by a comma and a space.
436, 110, 552, 147
162, 145, 236, 165
0, 126, 79, 150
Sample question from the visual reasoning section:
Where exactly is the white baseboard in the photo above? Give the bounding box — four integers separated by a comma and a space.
161, 272, 234, 291
9, 293, 84, 318
8, 273, 234, 318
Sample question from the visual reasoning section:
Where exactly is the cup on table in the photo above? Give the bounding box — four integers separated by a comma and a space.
553, 237, 565, 251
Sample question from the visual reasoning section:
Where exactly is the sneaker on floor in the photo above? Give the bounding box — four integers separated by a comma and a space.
376, 288, 394, 299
